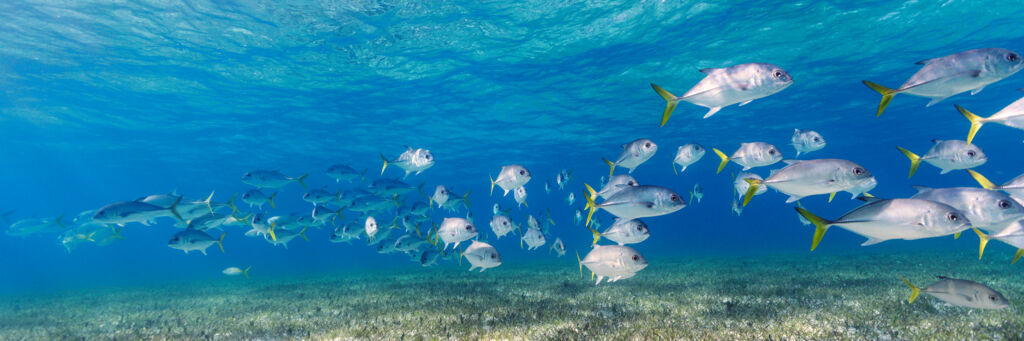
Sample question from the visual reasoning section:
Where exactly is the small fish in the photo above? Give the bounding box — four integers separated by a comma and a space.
492, 203, 502, 215
731, 198, 743, 216
741, 159, 876, 206
733, 172, 766, 199
417, 249, 441, 267
578, 244, 648, 285
265, 227, 308, 248
311, 206, 343, 224
437, 217, 478, 250
6, 216, 66, 237
599, 176, 607, 188
652, 63, 793, 125
365, 217, 379, 240
302, 187, 339, 206
567, 192, 576, 206
222, 266, 251, 279
380, 146, 434, 178
690, 184, 704, 204
368, 179, 415, 197
246, 213, 277, 241
863, 48, 1023, 117
898, 140, 986, 177
490, 165, 531, 196
795, 198, 971, 250
574, 209, 583, 225
326, 164, 366, 183
241, 170, 308, 189
393, 234, 428, 252
582, 184, 686, 227
594, 175, 639, 200
602, 139, 658, 177
672, 143, 705, 175
791, 129, 826, 157
587, 218, 649, 245
520, 226, 546, 250
713, 142, 783, 173
550, 237, 566, 257
900, 276, 1009, 310
513, 187, 528, 208
168, 229, 225, 255
463, 240, 501, 272
431, 185, 451, 208
557, 169, 573, 190
241, 190, 277, 209
957, 92, 1024, 144
544, 181, 551, 194
489, 215, 516, 239
911, 186, 1023, 233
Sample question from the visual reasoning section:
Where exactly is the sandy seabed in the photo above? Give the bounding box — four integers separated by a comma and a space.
1, 252, 1022, 340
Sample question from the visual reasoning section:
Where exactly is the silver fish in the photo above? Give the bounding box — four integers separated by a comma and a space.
578, 244, 648, 285
93, 199, 182, 226
489, 214, 516, 239
513, 186, 528, 208
672, 143, 705, 175
365, 217, 379, 240
958, 91, 1024, 144
431, 185, 451, 208
583, 184, 686, 227
567, 192, 576, 206
901, 276, 1009, 310
168, 229, 224, 255
864, 48, 1023, 117
326, 164, 366, 183
520, 226, 546, 250
587, 218, 649, 245
652, 63, 793, 124
734, 172, 766, 199
241, 170, 307, 189
380, 146, 434, 178
690, 184, 704, 204
557, 169, 573, 190
791, 129, 826, 157
437, 217, 478, 250
742, 159, 876, 206
713, 142, 783, 173
967, 170, 1024, 206
463, 240, 501, 272
241, 190, 277, 209
898, 140, 986, 177
911, 186, 1023, 233
595, 174, 639, 200
222, 266, 251, 279
550, 237, 566, 257
490, 164, 531, 196
795, 198, 971, 250
603, 139, 657, 177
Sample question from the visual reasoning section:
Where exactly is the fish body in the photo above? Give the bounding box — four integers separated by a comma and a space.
911, 186, 1024, 232
796, 198, 971, 250
579, 244, 648, 285
791, 129, 826, 157
365, 217, 379, 240
567, 193, 576, 206
241, 170, 307, 189
490, 215, 515, 239
958, 94, 1024, 144
595, 175, 639, 200
591, 218, 649, 245
369, 179, 415, 197
93, 199, 182, 226
303, 188, 339, 206
734, 172, 766, 198
714, 142, 783, 172
438, 217, 478, 249
556, 169, 573, 190
521, 227, 546, 250
748, 159, 876, 204
514, 187, 528, 208
7, 216, 65, 237
222, 266, 251, 279
652, 63, 793, 125
898, 140, 986, 177
550, 237, 566, 257
902, 276, 1009, 309
380, 146, 434, 178
490, 165, 531, 196
241, 190, 276, 209
431, 185, 450, 208
168, 229, 224, 255
326, 164, 365, 183
690, 184, 704, 204
672, 143, 705, 174
583, 185, 686, 226
463, 240, 501, 272
603, 139, 658, 176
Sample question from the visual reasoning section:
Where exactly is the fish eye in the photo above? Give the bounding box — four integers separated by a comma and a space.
1008, 53, 1019, 62
967, 150, 976, 157
636, 225, 643, 231
853, 168, 863, 175
631, 255, 639, 262
947, 213, 959, 221
645, 143, 651, 148
990, 295, 998, 301
998, 200, 1012, 209
490, 254, 496, 259
768, 149, 776, 154
670, 194, 679, 201
465, 225, 472, 230
628, 181, 636, 186
694, 145, 702, 151
813, 137, 821, 142
519, 170, 525, 175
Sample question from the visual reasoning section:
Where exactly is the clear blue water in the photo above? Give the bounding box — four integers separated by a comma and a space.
1, 0, 1023, 297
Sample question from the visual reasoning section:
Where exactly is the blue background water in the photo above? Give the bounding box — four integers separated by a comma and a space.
1, 0, 1023, 294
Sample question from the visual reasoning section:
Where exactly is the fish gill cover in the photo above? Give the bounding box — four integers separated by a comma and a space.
1, 0, 1024, 339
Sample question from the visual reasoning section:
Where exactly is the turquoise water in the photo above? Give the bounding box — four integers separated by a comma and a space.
2, 1, 1024, 338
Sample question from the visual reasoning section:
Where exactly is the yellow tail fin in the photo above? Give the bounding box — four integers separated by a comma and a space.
795, 207, 831, 251
217, 233, 226, 253
713, 148, 729, 174
583, 184, 598, 227
1013, 249, 1024, 265
379, 153, 389, 175
299, 227, 309, 242
587, 224, 601, 245
742, 178, 763, 207
489, 175, 496, 196
296, 174, 309, 189
862, 81, 898, 117
268, 222, 277, 242
576, 251, 584, 278
966, 169, 998, 190
900, 275, 921, 303
956, 105, 986, 145
242, 266, 251, 279
602, 158, 616, 178
651, 83, 679, 127
973, 227, 990, 260
268, 192, 277, 209
896, 146, 921, 178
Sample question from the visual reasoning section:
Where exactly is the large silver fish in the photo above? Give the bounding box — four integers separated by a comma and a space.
742, 159, 876, 206
967, 169, 1024, 205
437, 217, 478, 250
795, 198, 971, 250
489, 214, 516, 239
168, 229, 224, 255
577, 245, 648, 285
583, 184, 686, 227
602, 139, 658, 177
713, 142, 783, 173
791, 129, 825, 157
652, 63, 793, 125
911, 186, 1023, 233
586, 218, 649, 245
93, 199, 182, 226
520, 226, 546, 250
380, 146, 434, 178
901, 275, 1009, 310
957, 91, 1024, 144
672, 143, 705, 175
463, 240, 501, 272
490, 164, 531, 196
897, 140, 985, 178
864, 48, 1023, 117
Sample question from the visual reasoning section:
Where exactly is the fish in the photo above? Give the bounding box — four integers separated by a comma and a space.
380, 146, 435, 178
672, 143, 706, 174
602, 139, 658, 177
957, 91, 1024, 144
365, 217, 379, 240
167, 229, 225, 255
713, 142, 783, 173
188, 212, 250, 231
741, 159, 877, 206
241, 170, 308, 189
577, 245, 648, 285
567, 192, 576, 206
863, 48, 1023, 117
326, 164, 366, 183
437, 217, 478, 250
690, 184, 704, 204
795, 198, 971, 250
557, 169, 573, 190
544, 181, 551, 194
267, 214, 310, 231
489, 214, 516, 239
246, 213, 277, 241
652, 63, 794, 125
493, 203, 501, 215
594, 175, 639, 200
526, 214, 540, 231
574, 209, 583, 225
967, 169, 1024, 205
731, 198, 743, 216
900, 275, 1009, 310
439, 190, 471, 213
348, 195, 399, 215
582, 184, 686, 227
241, 190, 277, 209
733, 172, 766, 199
266, 227, 308, 248
393, 234, 429, 252
303, 187, 340, 206
329, 224, 358, 244
490, 165, 531, 196
311, 206, 343, 224
971, 224, 1024, 262
6, 215, 66, 237
513, 186, 528, 208
416, 249, 441, 267
430, 185, 451, 208
791, 129, 826, 157
368, 179, 416, 197
462, 240, 501, 272
520, 226, 546, 250
897, 140, 986, 177
93, 198, 182, 226
910, 186, 1024, 233
550, 237, 566, 257
222, 266, 251, 279
586, 218, 649, 245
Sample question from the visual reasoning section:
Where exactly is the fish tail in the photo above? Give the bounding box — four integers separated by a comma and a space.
742, 178, 764, 207
795, 207, 831, 251
966, 169, 998, 190
203, 191, 215, 214
671, 162, 678, 175
225, 194, 238, 215
956, 105, 987, 145
862, 80, 898, 117
713, 148, 729, 174
972, 227, 990, 260
583, 184, 598, 228
268, 222, 277, 242
86, 232, 96, 242
268, 192, 278, 209
899, 275, 921, 304
896, 146, 921, 178
651, 83, 679, 127
828, 192, 837, 203
217, 233, 226, 253
462, 190, 472, 207
379, 153, 389, 175
489, 175, 496, 196
602, 158, 615, 178
299, 227, 309, 242
587, 224, 601, 245
295, 174, 309, 189
576, 251, 584, 278
242, 266, 251, 279
169, 197, 184, 222
1013, 249, 1024, 265
55, 214, 66, 229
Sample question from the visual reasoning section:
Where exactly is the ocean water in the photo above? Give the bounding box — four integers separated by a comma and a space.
2, 0, 1024, 339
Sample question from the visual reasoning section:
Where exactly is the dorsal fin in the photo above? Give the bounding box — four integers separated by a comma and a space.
931, 139, 941, 144
781, 159, 800, 165
915, 58, 939, 65
857, 196, 885, 203
911, 185, 932, 194
936, 275, 951, 280
699, 68, 723, 74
